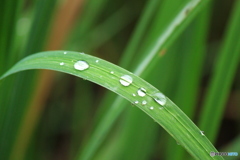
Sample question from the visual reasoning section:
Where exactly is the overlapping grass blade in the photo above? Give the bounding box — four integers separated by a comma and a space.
198, 0, 240, 143
166, 6, 211, 160
77, 0, 212, 159
0, 51, 222, 160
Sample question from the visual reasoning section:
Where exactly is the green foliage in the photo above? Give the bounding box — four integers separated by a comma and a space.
0, 51, 223, 160
0, 0, 239, 160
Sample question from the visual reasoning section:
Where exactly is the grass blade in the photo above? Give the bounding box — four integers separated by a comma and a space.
198, 0, 240, 143
77, 0, 212, 159
0, 51, 223, 160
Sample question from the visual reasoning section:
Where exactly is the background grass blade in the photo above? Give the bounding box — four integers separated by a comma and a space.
198, 0, 240, 143
0, 1, 58, 160
0, 0, 239, 159
0, 51, 223, 160
77, 0, 212, 159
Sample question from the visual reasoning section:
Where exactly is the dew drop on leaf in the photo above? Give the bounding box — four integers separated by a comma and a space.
134, 101, 139, 104
74, 60, 89, 71
142, 100, 147, 105
110, 71, 114, 74
200, 131, 205, 136
64, 52, 67, 54
119, 75, 133, 86
150, 106, 154, 110
132, 93, 136, 97
152, 92, 166, 106
137, 88, 146, 97
96, 60, 99, 63
60, 62, 64, 66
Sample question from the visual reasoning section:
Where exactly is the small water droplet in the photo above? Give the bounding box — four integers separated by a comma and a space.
200, 131, 205, 136
64, 52, 67, 54
134, 101, 139, 104
150, 106, 154, 110
137, 88, 146, 97
74, 60, 89, 71
152, 92, 166, 106
96, 60, 99, 63
132, 94, 136, 97
60, 62, 64, 66
119, 75, 133, 86
142, 100, 147, 105
110, 71, 114, 74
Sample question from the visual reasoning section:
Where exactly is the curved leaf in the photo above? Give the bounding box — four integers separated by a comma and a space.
0, 51, 223, 160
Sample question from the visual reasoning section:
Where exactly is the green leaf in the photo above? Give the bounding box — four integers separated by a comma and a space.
199, 0, 240, 143
0, 51, 223, 160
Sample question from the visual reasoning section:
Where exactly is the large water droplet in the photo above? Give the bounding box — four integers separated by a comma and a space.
152, 92, 166, 106
74, 60, 89, 71
137, 88, 146, 97
119, 75, 133, 86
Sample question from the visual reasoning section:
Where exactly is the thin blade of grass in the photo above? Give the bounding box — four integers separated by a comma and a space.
0, 1, 58, 160
0, 51, 223, 160
166, 5, 211, 160
198, 0, 240, 143
77, 1, 212, 159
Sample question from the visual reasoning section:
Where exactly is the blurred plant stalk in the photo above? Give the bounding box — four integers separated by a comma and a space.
10, 0, 85, 160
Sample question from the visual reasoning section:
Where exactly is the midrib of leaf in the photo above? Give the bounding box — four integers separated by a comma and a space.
0, 51, 223, 160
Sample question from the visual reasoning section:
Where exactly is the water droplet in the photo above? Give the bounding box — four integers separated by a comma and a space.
200, 131, 205, 136
152, 92, 166, 106
110, 71, 114, 74
60, 62, 64, 66
142, 100, 147, 105
119, 75, 133, 86
74, 60, 89, 71
96, 60, 99, 63
64, 52, 67, 54
134, 101, 139, 104
150, 106, 154, 110
132, 94, 136, 97
137, 88, 146, 97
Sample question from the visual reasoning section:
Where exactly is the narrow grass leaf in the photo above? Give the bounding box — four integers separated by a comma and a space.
199, 0, 240, 143
1, 51, 223, 160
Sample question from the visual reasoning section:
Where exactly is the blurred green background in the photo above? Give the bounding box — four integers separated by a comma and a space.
0, 0, 239, 160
